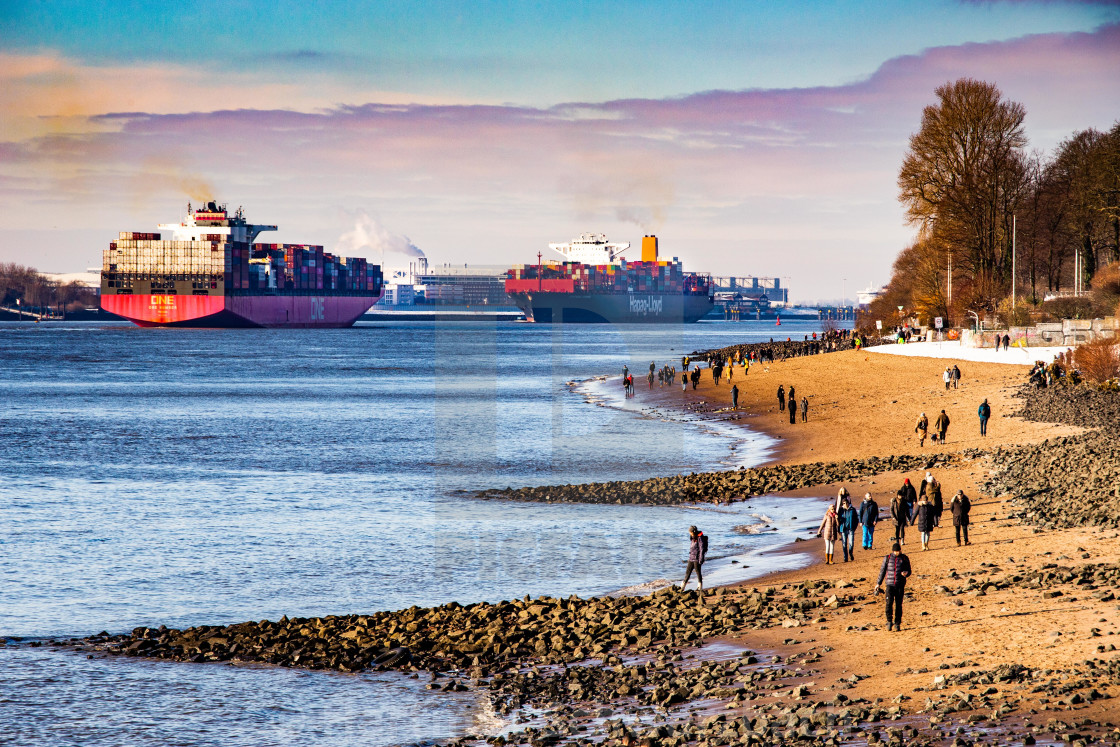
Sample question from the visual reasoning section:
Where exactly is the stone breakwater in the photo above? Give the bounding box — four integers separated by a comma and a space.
473, 454, 959, 506
59, 583, 845, 677
983, 384, 1120, 529
1014, 383, 1120, 433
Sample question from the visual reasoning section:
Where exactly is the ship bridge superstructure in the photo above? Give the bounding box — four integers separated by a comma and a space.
548, 233, 629, 265
158, 201, 277, 244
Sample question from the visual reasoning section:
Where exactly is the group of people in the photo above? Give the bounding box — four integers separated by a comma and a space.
888, 474, 972, 549
777, 384, 808, 424
816, 474, 972, 560
914, 410, 950, 446
815, 489, 878, 563
682, 471, 974, 629
942, 364, 961, 390
914, 400, 994, 444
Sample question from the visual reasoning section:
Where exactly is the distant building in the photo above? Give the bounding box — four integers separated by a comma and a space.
710, 276, 789, 306
380, 284, 415, 306
375, 261, 515, 307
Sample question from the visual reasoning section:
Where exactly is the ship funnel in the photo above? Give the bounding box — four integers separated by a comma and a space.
641, 235, 658, 263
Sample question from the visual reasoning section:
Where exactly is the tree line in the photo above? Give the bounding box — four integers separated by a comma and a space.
0, 263, 98, 313
866, 78, 1120, 328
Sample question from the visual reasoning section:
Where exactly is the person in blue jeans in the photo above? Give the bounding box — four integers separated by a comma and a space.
978, 398, 991, 436
858, 492, 879, 549
837, 494, 859, 562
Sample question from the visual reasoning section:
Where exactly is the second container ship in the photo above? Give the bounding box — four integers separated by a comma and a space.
101, 201, 383, 327
505, 234, 713, 323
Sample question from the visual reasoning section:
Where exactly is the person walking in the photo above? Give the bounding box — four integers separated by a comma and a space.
788, 385, 796, 408
681, 525, 707, 593
943, 367, 951, 391
682, 374, 688, 393
817, 503, 840, 564
730, 384, 739, 410
837, 495, 859, 562
777, 385, 786, 412
934, 409, 950, 444
789, 400, 797, 425
978, 398, 991, 437
950, 490, 971, 545
875, 542, 912, 632
893, 479, 916, 545
912, 494, 936, 550
919, 472, 943, 527
914, 412, 928, 447
800, 396, 808, 422
952, 365, 961, 389
859, 492, 879, 549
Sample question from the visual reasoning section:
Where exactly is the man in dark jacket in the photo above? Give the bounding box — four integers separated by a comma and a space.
950, 490, 971, 546
681, 525, 707, 593
978, 399, 991, 436
859, 492, 879, 549
875, 542, 912, 631
777, 385, 786, 412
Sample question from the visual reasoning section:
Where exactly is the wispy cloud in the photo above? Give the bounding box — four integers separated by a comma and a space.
2, 24, 1118, 298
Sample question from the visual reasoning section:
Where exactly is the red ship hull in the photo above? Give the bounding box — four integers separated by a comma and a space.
102, 293, 381, 328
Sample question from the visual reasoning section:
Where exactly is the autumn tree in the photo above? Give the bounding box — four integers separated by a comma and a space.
898, 79, 1028, 313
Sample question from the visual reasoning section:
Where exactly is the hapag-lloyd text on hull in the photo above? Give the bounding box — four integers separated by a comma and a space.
629, 294, 664, 315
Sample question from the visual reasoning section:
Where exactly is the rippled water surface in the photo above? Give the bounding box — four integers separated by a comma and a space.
1, 318, 835, 746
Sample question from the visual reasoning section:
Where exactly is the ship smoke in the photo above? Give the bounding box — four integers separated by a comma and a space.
335, 213, 424, 261
563, 164, 674, 233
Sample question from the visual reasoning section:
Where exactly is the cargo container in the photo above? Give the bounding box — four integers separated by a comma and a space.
101, 201, 384, 327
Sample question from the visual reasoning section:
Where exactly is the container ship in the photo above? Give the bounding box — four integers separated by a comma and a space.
101, 202, 383, 327
505, 234, 713, 323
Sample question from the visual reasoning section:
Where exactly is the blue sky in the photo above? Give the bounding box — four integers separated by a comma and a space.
5, 0, 1115, 102
2, 1, 1119, 301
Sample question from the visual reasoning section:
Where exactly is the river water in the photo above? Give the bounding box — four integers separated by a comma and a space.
0, 318, 839, 746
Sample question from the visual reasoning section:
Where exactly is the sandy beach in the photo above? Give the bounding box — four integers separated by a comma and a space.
655, 343, 1079, 466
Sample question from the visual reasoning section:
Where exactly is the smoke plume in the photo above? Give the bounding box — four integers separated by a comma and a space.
562, 164, 675, 234
335, 213, 424, 261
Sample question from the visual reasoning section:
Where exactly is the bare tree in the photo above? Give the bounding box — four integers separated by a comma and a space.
898, 79, 1028, 311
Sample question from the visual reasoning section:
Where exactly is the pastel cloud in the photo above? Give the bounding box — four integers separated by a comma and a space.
2, 24, 1118, 300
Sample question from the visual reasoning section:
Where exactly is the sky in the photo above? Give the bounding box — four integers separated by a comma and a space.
2, 0, 1119, 303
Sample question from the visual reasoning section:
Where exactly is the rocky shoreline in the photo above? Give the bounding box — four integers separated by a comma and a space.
53, 582, 843, 677
983, 383, 1120, 529
472, 453, 961, 506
